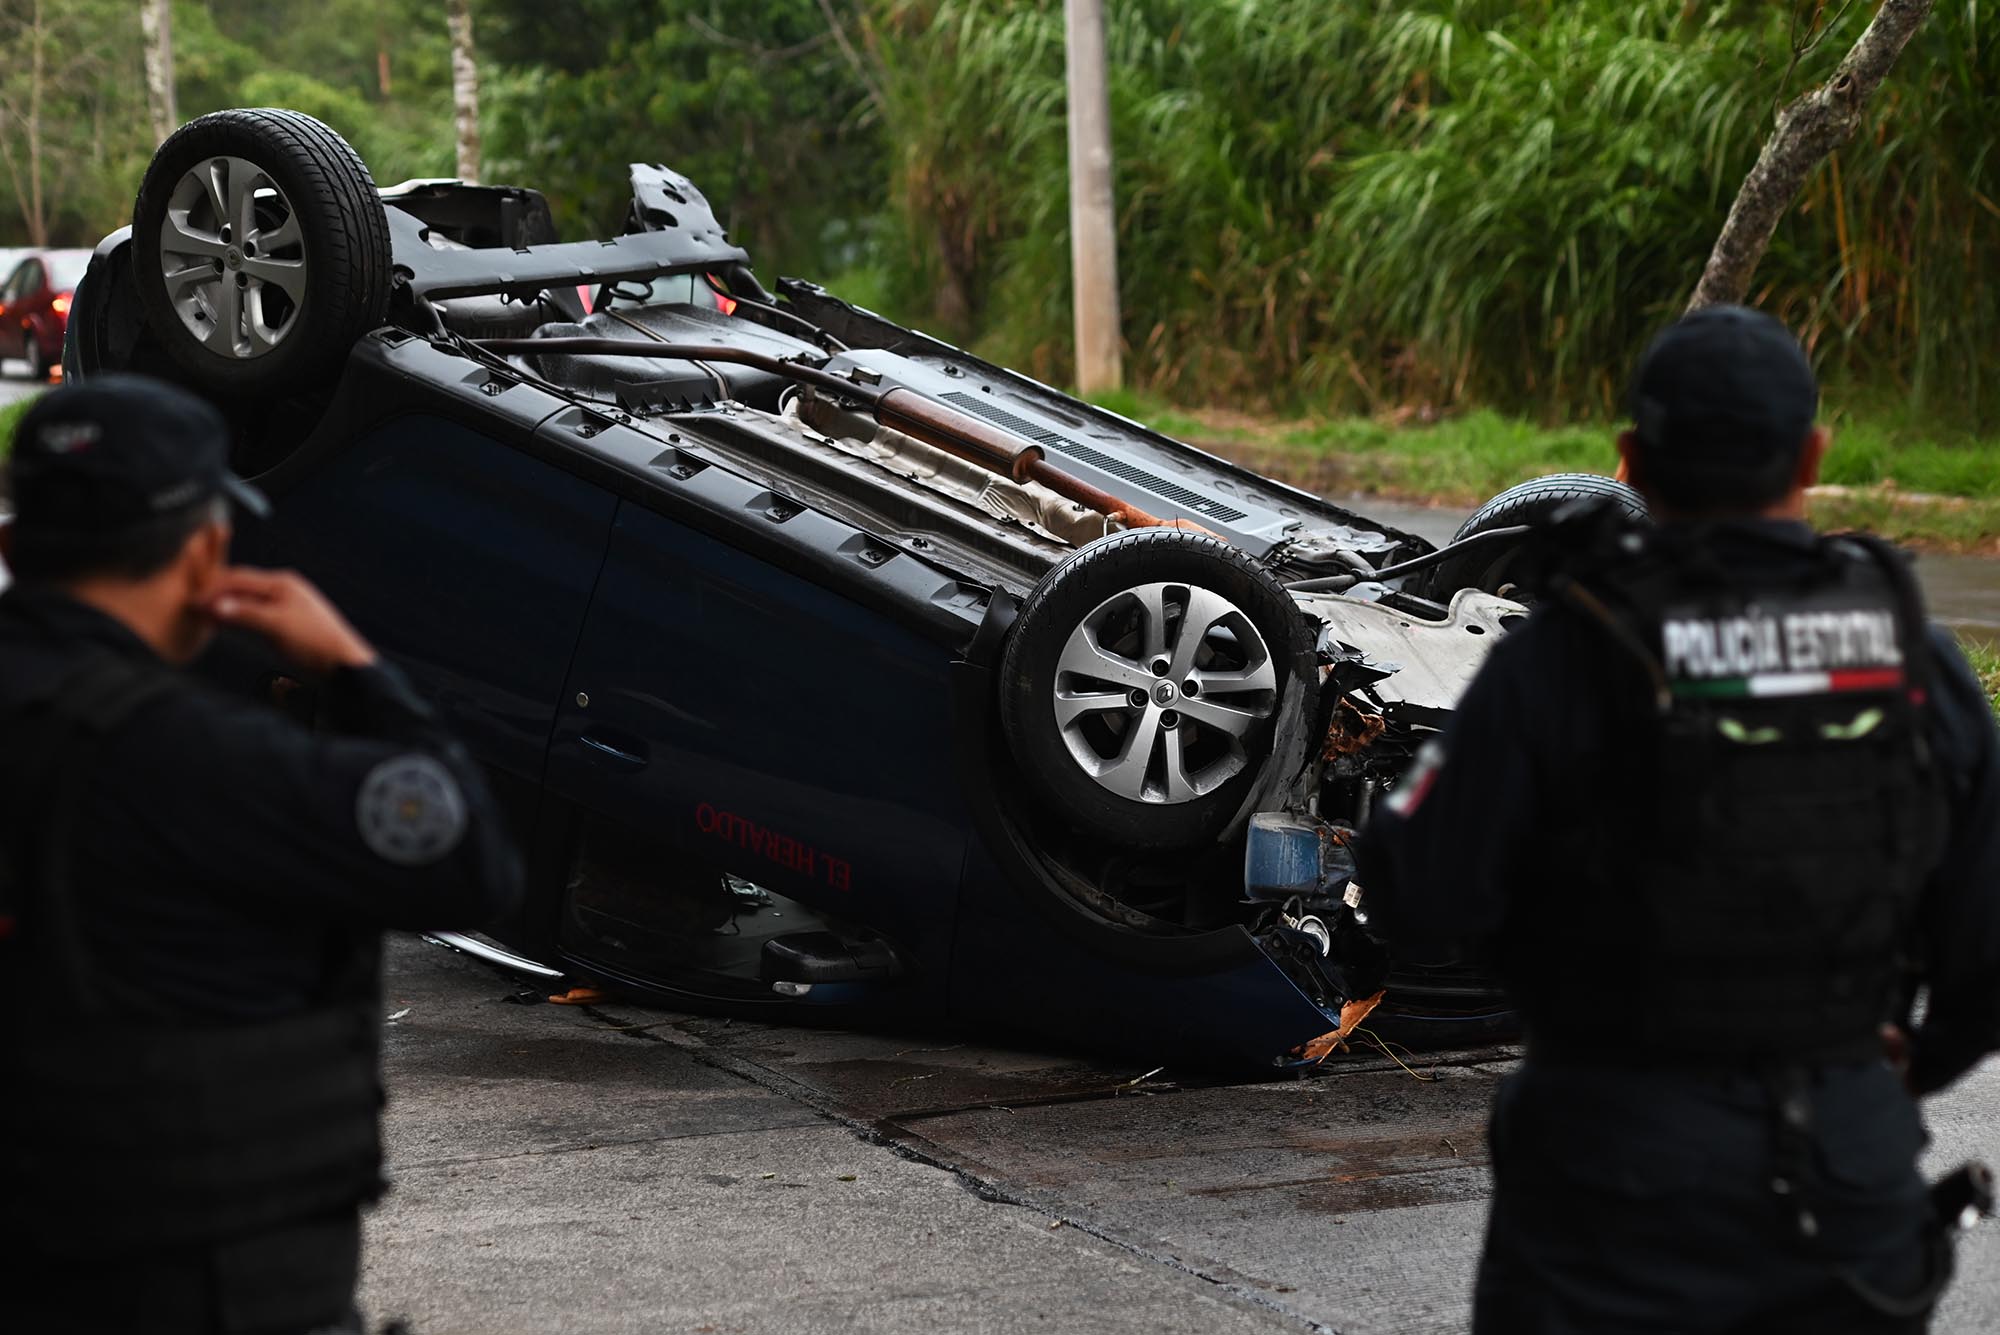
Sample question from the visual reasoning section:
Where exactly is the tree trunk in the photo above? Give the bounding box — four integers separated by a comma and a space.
26, 0, 44, 246
446, 0, 481, 183
140, 0, 177, 144
1063, 0, 1123, 393
1687, 0, 1935, 312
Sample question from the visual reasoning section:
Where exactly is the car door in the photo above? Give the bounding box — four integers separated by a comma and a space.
541, 494, 969, 946
254, 410, 618, 829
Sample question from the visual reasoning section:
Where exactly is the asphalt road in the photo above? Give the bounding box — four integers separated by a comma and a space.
0, 362, 46, 407
364, 935, 2000, 1334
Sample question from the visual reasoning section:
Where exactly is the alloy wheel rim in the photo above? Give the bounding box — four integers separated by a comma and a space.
159, 156, 307, 359
1051, 581, 1279, 804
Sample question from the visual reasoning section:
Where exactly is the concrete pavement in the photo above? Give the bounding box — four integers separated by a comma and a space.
362, 937, 1311, 1334
363, 935, 2000, 1333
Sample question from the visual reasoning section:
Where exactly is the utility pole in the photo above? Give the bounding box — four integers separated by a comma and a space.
1064, 0, 1122, 393
140, 0, 177, 144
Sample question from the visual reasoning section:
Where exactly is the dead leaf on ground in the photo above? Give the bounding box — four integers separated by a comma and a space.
1293, 990, 1386, 1064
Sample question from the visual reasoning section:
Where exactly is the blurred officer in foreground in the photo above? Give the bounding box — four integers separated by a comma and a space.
1356, 307, 2000, 1333
0, 375, 522, 1334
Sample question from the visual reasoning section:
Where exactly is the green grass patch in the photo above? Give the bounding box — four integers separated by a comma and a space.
1083, 393, 1625, 505
1962, 639, 2000, 718
1083, 389, 2000, 551
0, 393, 40, 461
1802, 492, 2000, 555
1277, 411, 1619, 505
1817, 398, 2000, 499
1084, 388, 1218, 444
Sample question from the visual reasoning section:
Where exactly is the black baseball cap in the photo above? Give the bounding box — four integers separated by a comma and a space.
1627, 305, 1819, 503
5, 374, 268, 536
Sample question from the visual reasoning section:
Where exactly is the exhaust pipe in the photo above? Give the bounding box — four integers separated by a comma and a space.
473, 335, 1169, 528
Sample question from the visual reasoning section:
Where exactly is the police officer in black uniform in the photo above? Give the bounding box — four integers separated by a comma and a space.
0, 376, 522, 1334
1355, 307, 2000, 1333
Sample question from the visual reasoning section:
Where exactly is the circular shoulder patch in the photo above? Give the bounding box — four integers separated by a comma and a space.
355, 754, 469, 867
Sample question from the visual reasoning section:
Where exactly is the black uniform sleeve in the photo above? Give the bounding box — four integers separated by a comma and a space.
1906, 628, 2000, 1097
1352, 622, 1555, 956
101, 661, 524, 932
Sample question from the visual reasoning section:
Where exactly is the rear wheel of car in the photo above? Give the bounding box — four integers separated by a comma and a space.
131, 108, 391, 395
22, 337, 46, 382
1000, 529, 1314, 851
1414, 472, 1647, 601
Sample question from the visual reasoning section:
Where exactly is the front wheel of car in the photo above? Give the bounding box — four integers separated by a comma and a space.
131, 107, 392, 396
999, 529, 1314, 851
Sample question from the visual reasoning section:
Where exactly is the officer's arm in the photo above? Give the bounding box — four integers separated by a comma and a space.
1352, 625, 1550, 955
122, 663, 523, 930
1906, 628, 2000, 1097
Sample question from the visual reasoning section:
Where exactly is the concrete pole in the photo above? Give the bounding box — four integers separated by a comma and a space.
447, 0, 482, 183
1064, 0, 1123, 393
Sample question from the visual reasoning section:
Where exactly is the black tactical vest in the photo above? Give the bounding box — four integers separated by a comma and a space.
1563, 527, 1943, 1065
0, 655, 385, 1256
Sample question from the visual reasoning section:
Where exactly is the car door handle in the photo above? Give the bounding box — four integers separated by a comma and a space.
579, 732, 649, 770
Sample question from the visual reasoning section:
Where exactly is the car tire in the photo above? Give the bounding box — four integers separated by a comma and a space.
1000, 528, 1314, 851
22, 337, 46, 382
131, 108, 391, 396
1414, 472, 1647, 600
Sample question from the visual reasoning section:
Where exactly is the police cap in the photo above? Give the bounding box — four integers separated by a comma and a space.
5, 373, 269, 537
1627, 305, 1818, 506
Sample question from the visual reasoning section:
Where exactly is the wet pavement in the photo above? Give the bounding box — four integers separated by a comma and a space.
366, 936, 2000, 1333
1923, 551, 2000, 647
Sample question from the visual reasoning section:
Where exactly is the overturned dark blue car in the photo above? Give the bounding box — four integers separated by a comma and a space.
66, 109, 1622, 1067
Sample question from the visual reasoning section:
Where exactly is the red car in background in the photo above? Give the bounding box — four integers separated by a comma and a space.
1, 249, 91, 381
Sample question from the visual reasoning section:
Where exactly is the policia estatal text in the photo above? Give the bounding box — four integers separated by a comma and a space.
1357, 308, 2000, 1333
0, 376, 522, 1334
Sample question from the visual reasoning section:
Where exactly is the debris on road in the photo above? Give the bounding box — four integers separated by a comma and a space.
1294, 990, 1386, 1063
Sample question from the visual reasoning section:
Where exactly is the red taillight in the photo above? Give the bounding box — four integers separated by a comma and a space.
716, 295, 738, 317
51, 292, 69, 315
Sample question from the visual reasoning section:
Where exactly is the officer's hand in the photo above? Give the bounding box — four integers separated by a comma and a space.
205, 567, 378, 676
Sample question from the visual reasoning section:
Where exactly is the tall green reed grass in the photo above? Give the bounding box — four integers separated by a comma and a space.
872, 1, 2000, 425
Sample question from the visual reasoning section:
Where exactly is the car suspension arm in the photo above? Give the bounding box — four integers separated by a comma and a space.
473, 336, 1170, 528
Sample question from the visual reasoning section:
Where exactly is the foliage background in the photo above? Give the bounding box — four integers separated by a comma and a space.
6, 0, 1997, 429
